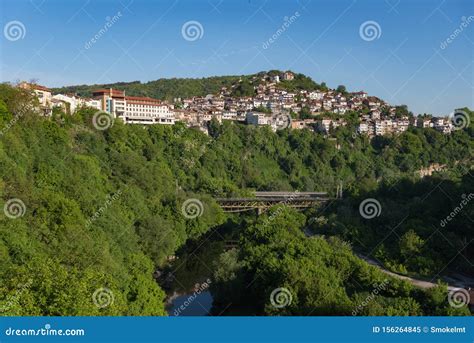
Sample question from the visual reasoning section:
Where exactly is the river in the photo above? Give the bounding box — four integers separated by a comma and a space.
159, 229, 226, 316
167, 290, 213, 316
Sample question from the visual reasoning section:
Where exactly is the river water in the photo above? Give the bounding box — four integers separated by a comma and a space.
167, 291, 214, 316
161, 219, 257, 316
160, 231, 224, 316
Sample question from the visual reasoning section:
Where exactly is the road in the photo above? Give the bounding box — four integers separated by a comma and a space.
357, 254, 464, 291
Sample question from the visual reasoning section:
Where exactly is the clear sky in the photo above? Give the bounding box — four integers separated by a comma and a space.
0, 0, 473, 115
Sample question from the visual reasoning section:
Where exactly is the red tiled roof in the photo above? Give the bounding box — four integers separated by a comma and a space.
125, 96, 163, 106
19, 82, 51, 92
125, 95, 161, 103
33, 84, 51, 92
92, 89, 125, 97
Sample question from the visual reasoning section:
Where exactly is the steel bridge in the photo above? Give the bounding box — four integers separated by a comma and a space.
216, 191, 332, 213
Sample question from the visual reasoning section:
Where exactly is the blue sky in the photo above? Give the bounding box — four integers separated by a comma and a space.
0, 0, 473, 115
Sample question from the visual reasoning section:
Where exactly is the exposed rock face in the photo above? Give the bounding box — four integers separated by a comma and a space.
417, 163, 446, 177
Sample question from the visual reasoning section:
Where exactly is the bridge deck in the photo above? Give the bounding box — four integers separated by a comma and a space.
216, 195, 332, 213
254, 191, 328, 198
217, 197, 330, 202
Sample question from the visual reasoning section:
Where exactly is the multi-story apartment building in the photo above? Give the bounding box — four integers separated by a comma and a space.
433, 117, 452, 134
246, 112, 271, 126
357, 121, 372, 136
417, 117, 432, 128
92, 89, 175, 125
282, 71, 295, 80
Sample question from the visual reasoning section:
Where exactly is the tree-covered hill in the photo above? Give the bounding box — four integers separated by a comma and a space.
51, 71, 325, 100
0, 84, 472, 315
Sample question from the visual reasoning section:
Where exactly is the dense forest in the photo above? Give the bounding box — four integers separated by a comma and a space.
0, 84, 472, 316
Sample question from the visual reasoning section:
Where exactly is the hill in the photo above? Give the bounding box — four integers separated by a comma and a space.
0, 83, 472, 316
51, 70, 325, 101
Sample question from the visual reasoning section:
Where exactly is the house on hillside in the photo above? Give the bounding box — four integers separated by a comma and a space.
282, 71, 295, 81
19, 82, 53, 116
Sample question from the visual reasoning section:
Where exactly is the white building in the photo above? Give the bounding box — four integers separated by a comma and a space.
309, 91, 324, 100
282, 71, 295, 80
83, 98, 102, 110
53, 94, 83, 113
93, 89, 175, 125
222, 110, 238, 120
433, 117, 452, 134
246, 112, 271, 126
358, 121, 371, 135
124, 96, 175, 125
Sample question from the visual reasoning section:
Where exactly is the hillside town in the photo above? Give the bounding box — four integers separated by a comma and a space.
18, 71, 457, 137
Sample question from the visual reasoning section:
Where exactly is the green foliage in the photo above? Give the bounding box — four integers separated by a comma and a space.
53, 77, 245, 102
211, 207, 428, 315
0, 83, 472, 316
253, 106, 271, 114
52, 71, 327, 101
278, 72, 323, 92
232, 79, 255, 97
